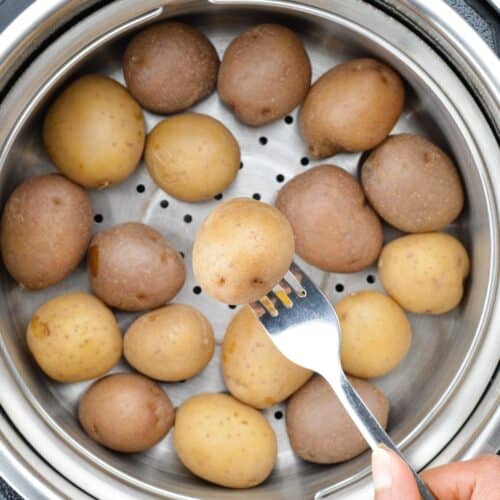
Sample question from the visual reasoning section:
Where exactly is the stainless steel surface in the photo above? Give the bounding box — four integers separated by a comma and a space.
253, 263, 435, 499
0, 0, 498, 499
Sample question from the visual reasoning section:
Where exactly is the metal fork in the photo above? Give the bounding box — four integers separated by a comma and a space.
250, 262, 435, 500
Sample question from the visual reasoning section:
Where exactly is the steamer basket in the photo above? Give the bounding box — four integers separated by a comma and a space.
0, 1, 499, 499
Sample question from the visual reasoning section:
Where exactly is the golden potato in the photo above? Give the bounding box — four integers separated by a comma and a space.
43, 75, 145, 188
379, 233, 470, 314
88, 222, 185, 311
222, 306, 312, 408
361, 134, 464, 232
145, 114, 240, 202
193, 198, 295, 304
276, 165, 382, 272
300, 58, 404, 158
286, 376, 389, 463
336, 291, 411, 378
0, 174, 92, 289
218, 24, 311, 126
27, 292, 122, 382
174, 393, 277, 488
124, 304, 215, 381
79, 373, 174, 452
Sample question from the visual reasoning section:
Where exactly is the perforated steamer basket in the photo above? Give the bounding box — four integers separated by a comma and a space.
0, 1, 499, 499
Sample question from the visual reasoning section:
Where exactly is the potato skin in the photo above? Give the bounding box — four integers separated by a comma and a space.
1, 175, 92, 289
362, 134, 464, 232
79, 373, 174, 453
276, 165, 382, 272
43, 75, 145, 188
174, 393, 277, 488
336, 291, 411, 378
218, 24, 311, 126
286, 376, 389, 463
378, 233, 470, 314
88, 222, 185, 311
123, 22, 219, 114
300, 58, 404, 158
124, 304, 215, 381
27, 292, 122, 383
193, 198, 294, 304
223, 306, 312, 408
145, 114, 240, 201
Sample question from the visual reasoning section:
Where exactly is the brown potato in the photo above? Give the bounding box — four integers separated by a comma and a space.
1, 174, 92, 289
218, 24, 311, 126
361, 134, 464, 232
336, 291, 412, 378
124, 304, 215, 381
276, 165, 382, 272
27, 292, 122, 383
123, 22, 219, 114
79, 373, 174, 453
300, 58, 404, 158
222, 306, 312, 409
43, 75, 145, 188
174, 393, 277, 488
378, 232, 470, 314
286, 376, 389, 463
88, 222, 185, 311
193, 198, 295, 304
145, 114, 240, 201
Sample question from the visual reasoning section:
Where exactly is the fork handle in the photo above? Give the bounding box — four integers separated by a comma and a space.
324, 371, 435, 500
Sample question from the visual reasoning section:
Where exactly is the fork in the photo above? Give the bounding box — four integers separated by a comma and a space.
250, 262, 435, 500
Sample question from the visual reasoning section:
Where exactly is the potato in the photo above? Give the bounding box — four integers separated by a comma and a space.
276, 165, 382, 272
336, 291, 411, 378
300, 58, 404, 158
43, 75, 145, 188
145, 113, 240, 202
1, 174, 92, 289
223, 306, 312, 408
218, 24, 311, 126
361, 134, 464, 232
379, 232, 470, 314
123, 22, 219, 114
27, 292, 122, 383
79, 373, 174, 453
124, 304, 214, 381
286, 376, 389, 463
193, 198, 294, 304
88, 222, 185, 311
174, 393, 277, 488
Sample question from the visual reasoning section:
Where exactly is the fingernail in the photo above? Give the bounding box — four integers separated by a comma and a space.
372, 446, 393, 491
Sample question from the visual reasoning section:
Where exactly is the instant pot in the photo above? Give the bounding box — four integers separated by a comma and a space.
0, 1, 499, 499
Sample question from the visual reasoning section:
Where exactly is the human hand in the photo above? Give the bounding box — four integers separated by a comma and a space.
372, 447, 500, 499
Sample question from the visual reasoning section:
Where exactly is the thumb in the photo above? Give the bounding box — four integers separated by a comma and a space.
372, 447, 421, 500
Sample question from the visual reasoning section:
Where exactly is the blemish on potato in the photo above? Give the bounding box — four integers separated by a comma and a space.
29, 316, 50, 338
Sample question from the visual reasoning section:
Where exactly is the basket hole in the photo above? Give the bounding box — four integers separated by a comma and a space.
274, 410, 283, 420
301, 157, 309, 166
184, 214, 192, 223
214, 193, 223, 200
228, 304, 237, 309
284, 115, 293, 125
240, 161, 244, 169
136, 184, 145, 193
276, 174, 285, 183
179, 251, 185, 259
252, 193, 261, 201
160, 199, 169, 209
94, 214, 103, 223
259, 136, 268, 145
335, 284, 344, 293
367, 275, 376, 284
193, 286, 202, 295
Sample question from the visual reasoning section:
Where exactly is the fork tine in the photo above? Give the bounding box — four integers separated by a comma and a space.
272, 283, 293, 308
285, 267, 307, 297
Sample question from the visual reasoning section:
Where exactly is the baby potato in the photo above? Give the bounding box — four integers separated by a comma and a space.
379, 233, 470, 314
218, 24, 311, 126
27, 292, 122, 383
336, 291, 411, 378
124, 304, 215, 381
276, 165, 382, 272
174, 393, 277, 488
123, 22, 219, 114
88, 222, 185, 311
361, 134, 464, 232
43, 75, 145, 188
286, 376, 389, 463
300, 58, 404, 158
223, 306, 312, 409
193, 198, 295, 304
79, 373, 174, 453
1, 174, 92, 290
145, 113, 240, 202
